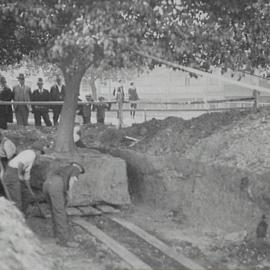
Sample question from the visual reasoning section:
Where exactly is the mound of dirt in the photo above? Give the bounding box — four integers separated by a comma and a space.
0, 197, 55, 270
2, 125, 55, 152
131, 110, 253, 155
96, 108, 270, 232
185, 114, 270, 175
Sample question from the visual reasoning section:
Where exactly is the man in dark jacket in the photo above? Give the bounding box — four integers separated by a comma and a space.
50, 75, 65, 125
43, 162, 85, 247
93, 97, 111, 124
31, 78, 52, 127
12, 73, 31, 126
0, 76, 13, 129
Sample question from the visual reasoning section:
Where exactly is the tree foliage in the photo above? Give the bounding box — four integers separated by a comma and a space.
1, 0, 270, 153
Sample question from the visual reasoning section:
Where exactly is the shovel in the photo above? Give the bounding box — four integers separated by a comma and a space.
24, 180, 49, 219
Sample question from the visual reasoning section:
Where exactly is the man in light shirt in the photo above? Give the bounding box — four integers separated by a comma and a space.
4, 141, 44, 213
0, 132, 16, 170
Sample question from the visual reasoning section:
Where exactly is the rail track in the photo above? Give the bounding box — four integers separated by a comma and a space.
72, 214, 206, 270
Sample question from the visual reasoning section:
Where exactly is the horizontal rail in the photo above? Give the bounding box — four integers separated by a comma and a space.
0, 96, 256, 106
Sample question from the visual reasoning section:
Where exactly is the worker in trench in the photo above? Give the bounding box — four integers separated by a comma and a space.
42, 162, 85, 248
4, 141, 45, 212
0, 132, 17, 197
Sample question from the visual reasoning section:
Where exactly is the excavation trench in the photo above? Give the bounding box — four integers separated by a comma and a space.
96, 146, 270, 233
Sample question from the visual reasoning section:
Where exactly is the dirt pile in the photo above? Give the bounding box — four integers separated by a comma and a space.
82, 110, 253, 155
3, 125, 55, 152
0, 197, 55, 270
68, 150, 130, 206
129, 110, 253, 155
90, 108, 270, 232
185, 114, 270, 175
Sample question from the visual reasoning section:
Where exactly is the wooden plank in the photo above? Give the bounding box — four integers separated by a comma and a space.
66, 207, 82, 216
112, 217, 205, 270
73, 218, 152, 270
78, 206, 102, 216
95, 204, 121, 214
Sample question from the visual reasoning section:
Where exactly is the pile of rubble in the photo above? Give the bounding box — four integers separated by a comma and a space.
0, 197, 55, 270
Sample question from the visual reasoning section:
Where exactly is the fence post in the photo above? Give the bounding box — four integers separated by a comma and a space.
144, 109, 147, 122
253, 90, 260, 110
117, 100, 123, 129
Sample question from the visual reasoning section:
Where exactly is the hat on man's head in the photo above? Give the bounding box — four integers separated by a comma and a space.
37, 78, 43, 84
17, 73, 25, 80
31, 141, 45, 154
70, 162, 85, 174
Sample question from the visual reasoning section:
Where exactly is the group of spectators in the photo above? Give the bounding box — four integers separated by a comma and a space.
0, 73, 65, 129
0, 74, 140, 129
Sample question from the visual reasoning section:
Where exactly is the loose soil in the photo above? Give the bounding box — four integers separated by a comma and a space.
3, 107, 270, 269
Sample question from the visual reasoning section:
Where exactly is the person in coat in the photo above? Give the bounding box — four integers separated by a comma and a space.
31, 78, 52, 127
4, 142, 45, 213
128, 82, 139, 118
93, 97, 111, 124
43, 162, 85, 247
50, 75, 65, 125
78, 95, 93, 124
12, 73, 31, 126
0, 76, 13, 128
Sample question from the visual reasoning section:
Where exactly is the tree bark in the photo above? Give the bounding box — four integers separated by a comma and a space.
54, 70, 83, 155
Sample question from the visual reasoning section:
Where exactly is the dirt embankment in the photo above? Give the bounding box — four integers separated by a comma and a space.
81, 108, 270, 232
3, 108, 270, 232
0, 197, 55, 270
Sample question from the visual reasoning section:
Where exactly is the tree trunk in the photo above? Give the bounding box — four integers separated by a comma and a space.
54, 71, 83, 155
90, 75, 97, 100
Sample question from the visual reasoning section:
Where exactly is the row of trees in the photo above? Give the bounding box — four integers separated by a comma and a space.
1, 0, 270, 154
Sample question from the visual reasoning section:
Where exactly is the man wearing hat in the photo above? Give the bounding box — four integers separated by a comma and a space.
31, 78, 52, 127
4, 141, 45, 213
50, 75, 65, 125
92, 96, 111, 124
0, 76, 13, 129
43, 161, 85, 247
12, 73, 31, 126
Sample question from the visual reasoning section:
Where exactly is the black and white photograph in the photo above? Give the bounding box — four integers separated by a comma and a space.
1, 0, 270, 269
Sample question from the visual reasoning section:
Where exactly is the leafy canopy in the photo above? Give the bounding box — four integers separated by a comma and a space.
1, 0, 270, 75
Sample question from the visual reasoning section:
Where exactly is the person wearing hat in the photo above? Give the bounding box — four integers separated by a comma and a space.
92, 96, 111, 124
128, 82, 139, 119
42, 161, 85, 247
31, 78, 52, 127
4, 141, 45, 213
12, 73, 31, 126
77, 94, 93, 124
50, 75, 65, 125
0, 76, 13, 129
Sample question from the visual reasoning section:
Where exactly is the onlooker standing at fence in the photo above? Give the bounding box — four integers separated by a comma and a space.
31, 78, 52, 127
0, 76, 13, 129
50, 75, 65, 125
12, 73, 31, 126
128, 82, 139, 118
113, 80, 125, 127
93, 96, 111, 124
78, 95, 93, 124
